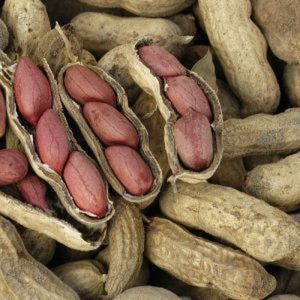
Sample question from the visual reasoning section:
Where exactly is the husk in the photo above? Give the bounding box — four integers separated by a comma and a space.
0, 19, 9, 51
33, 24, 82, 77
169, 14, 197, 37
284, 64, 300, 107
77, 0, 195, 17
145, 217, 276, 300
124, 37, 223, 184
19, 227, 56, 265
223, 108, 300, 159
1, 0, 51, 57
159, 181, 300, 262
3, 59, 114, 228
53, 260, 106, 299
58, 62, 162, 208
0, 215, 79, 299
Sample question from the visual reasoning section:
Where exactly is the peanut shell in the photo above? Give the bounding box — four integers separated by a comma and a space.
284, 64, 300, 107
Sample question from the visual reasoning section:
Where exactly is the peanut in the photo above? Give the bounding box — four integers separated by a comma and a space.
146, 217, 276, 299
105, 145, 153, 196
197, 0, 280, 116
223, 108, 300, 159
159, 181, 300, 262
71, 12, 191, 57
36, 109, 70, 174
1, 0, 51, 56
165, 75, 212, 121
284, 64, 300, 107
0, 18, 9, 51
138, 45, 186, 77
17, 174, 50, 212
13, 56, 52, 126
252, 0, 300, 65
63, 151, 108, 217
0, 149, 28, 186
174, 109, 213, 171
77, 0, 194, 17
0, 88, 6, 138
64, 64, 117, 106
83, 102, 139, 149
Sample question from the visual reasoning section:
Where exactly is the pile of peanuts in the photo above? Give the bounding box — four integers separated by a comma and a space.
0, 0, 299, 299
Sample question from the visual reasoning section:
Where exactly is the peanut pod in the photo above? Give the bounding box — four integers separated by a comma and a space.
4, 59, 114, 227
123, 37, 223, 183
19, 227, 56, 265
0, 19, 9, 51
284, 64, 300, 107
53, 260, 106, 299
0, 215, 79, 299
160, 181, 300, 262
114, 286, 181, 300
252, 0, 300, 65
274, 267, 300, 296
244, 152, 300, 212
77, 0, 194, 17
268, 295, 300, 300
244, 154, 283, 171
104, 200, 144, 297
145, 217, 276, 299
2, 0, 51, 56
58, 62, 162, 208
196, 0, 280, 116
223, 108, 300, 159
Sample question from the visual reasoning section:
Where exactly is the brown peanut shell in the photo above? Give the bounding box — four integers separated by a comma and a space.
4, 59, 114, 227
1, 0, 51, 57
0, 215, 79, 299
53, 260, 106, 299
104, 200, 144, 297
223, 108, 300, 159
145, 217, 276, 300
77, 0, 194, 17
125, 37, 223, 184
19, 227, 56, 265
58, 62, 162, 208
159, 181, 300, 262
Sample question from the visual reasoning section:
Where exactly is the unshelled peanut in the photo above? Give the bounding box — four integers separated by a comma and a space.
0, 88, 6, 138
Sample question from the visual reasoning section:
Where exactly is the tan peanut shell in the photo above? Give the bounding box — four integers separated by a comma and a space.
114, 286, 181, 300
0, 215, 79, 299
19, 227, 56, 265
104, 200, 144, 297
160, 181, 300, 262
284, 64, 300, 107
244, 152, 300, 212
0, 73, 108, 250
71, 12, 193, 57
58, 62, 162, 208
252, 0, 300, 64
168, 14, 197, 37
0, 19, 9, 51
33, 24, 83, 76
4, 59, 114, 227
1, 0, 51, 56
223, 108, 300, 159
53, 260, 106, 299
210, 158, 246, 190
77, 0, 194, 17
125, 37, 223, 184
81, 49, 97, 65
244, 154, 283, 171
133, 92, 170, 180
145, 217, 276, 299
197, 0, 280, 116
275, 213, 300, 271
5, 125, 24, 152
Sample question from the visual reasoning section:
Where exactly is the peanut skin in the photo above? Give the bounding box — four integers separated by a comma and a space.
174, 109, 213, 171
18, 174, 50, 212
63, 151, 108, 217
105, 145, 153, 196
14, 57, 52, 126
0, 149, 28, 185
0, 88, 6, 138
36, 109, 70, 174
138, 45, 186, 77
64, 65, 117, 106
165, 76, 212, 121
83, 102, 139, 149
